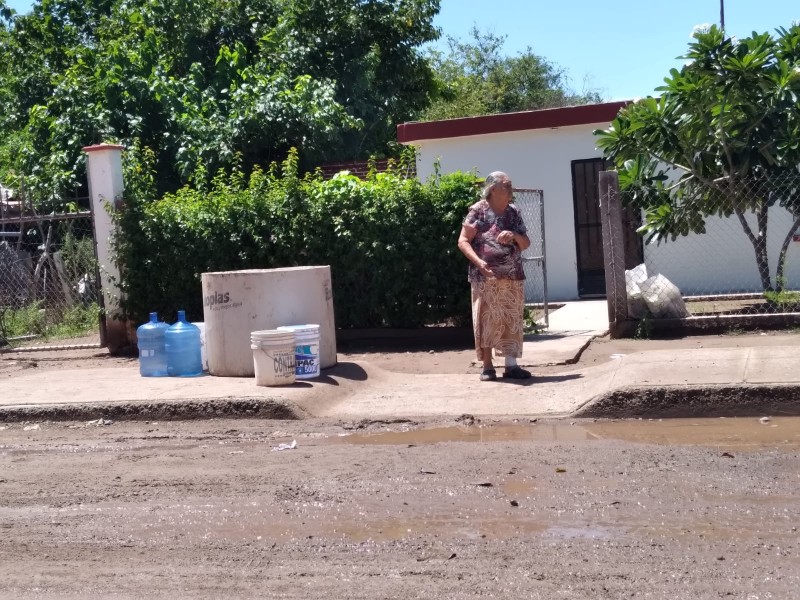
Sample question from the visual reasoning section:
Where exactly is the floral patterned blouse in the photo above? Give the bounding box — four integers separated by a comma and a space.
463, 199, 528, 283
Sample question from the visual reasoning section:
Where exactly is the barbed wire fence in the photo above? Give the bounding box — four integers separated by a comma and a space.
600, 171, 800, 337
0, 193, 102, 351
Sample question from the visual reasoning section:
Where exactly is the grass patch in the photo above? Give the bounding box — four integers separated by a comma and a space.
634, 314, 653, 339
523, 306, 544, 334
764, 289, 800, 311
1, 302, 100, 342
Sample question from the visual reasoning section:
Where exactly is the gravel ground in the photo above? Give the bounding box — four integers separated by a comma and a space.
1, 417, 798, 599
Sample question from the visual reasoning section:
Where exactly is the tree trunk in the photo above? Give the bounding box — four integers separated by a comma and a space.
755, 204, 772, 291
735, 203, 773, 292
32, 223, 54, 298
775, 215, 800, 293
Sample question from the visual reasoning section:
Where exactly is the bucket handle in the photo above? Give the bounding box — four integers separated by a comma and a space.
251, 343, 296, 369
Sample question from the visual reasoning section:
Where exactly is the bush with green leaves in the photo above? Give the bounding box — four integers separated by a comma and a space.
114, 150, 480, 328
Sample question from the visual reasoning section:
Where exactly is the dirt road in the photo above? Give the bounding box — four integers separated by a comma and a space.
1, 416, 798, 599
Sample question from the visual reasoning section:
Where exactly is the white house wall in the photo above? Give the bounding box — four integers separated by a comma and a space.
643, 206, 800, 296
415, 124, 607, 301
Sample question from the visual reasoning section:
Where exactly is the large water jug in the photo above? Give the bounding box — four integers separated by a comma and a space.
165, 310, 203, 377
137, 312, 169, 377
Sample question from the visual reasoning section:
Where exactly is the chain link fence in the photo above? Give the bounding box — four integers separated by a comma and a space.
602, 171, 800, 335
0, 205, 102, 351
514, 189, 549, 328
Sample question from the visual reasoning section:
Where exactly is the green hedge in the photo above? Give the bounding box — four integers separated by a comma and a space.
115, 151, 481, 328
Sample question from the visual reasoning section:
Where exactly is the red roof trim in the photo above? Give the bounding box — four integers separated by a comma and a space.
82, 144, 125, 153
397, 101, 630, 144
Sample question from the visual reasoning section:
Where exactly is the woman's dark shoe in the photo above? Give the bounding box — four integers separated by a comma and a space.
479, 368, 497, 382
502, 366, 532, 379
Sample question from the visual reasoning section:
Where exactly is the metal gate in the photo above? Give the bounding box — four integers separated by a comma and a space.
0, 191, 103, 352
572, 159, 606, 296
513, 188, 548, 327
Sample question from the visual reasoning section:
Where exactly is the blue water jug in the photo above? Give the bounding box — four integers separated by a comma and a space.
165, 310, 203, 377
137, 312, 169, 377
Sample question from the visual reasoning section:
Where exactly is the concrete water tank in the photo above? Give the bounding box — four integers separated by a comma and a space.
201, 266, 337, 377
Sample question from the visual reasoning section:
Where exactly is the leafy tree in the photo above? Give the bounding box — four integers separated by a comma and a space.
422, 27, 602, 121
282, 0, 440, 156
0, 0, 440, 201
595, 25, 800, 292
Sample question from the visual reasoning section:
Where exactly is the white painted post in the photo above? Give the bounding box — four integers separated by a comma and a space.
83, 144, 128, 352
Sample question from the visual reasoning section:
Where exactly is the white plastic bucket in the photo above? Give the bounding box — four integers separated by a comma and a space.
277, 324, 321, 379
250, 330, 296, 386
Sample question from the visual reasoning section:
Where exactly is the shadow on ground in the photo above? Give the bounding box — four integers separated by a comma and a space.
317, 362, 369, 384
479, 373, 584, 387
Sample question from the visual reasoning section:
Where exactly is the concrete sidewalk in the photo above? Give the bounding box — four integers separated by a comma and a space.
520, 299, 609, 366
1, 341, 798, 421
311, 344, 800, 419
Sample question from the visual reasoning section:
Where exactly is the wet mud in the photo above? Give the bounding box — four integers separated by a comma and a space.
336, 417, 800, 450
1, 417, 798, 598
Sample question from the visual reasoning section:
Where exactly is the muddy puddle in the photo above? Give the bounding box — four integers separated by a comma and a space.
335, 417, 800, 451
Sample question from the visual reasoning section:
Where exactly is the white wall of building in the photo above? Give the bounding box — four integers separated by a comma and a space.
414, 125, 800, 301
643, 206, 800, 295
414, 124, 607, 300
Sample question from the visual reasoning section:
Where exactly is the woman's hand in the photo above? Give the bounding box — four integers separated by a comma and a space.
497, 230, 515, 245
477, 260, 495, 279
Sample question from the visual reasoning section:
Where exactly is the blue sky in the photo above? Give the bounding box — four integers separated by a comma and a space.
5, 0, 799, 100
431, 0, 799, 100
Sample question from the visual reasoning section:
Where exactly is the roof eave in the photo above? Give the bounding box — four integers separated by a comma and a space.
397, 101, 630, 144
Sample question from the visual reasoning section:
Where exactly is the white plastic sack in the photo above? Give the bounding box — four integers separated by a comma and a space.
639, 274, 691, 319
625, 263, 649, 319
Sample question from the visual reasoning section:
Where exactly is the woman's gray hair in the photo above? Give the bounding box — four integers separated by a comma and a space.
481, 171, 509, 200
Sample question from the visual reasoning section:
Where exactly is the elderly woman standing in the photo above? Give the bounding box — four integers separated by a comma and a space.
457, 171, 532, 381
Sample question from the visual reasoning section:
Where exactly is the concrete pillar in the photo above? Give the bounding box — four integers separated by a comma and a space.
599, 170, 629, 337
83, 144, 129, 352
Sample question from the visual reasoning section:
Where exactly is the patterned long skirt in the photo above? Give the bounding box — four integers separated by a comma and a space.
471, 279, 525, 360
